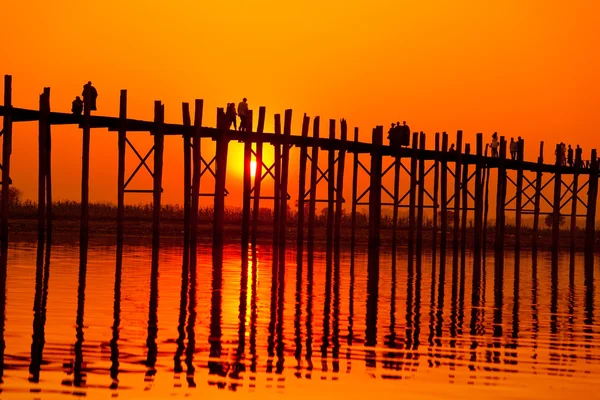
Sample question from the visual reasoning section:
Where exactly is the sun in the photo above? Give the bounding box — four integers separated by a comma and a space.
250, 160, 257, 178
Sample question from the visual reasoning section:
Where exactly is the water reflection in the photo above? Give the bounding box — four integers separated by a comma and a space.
0, 239, 598, 398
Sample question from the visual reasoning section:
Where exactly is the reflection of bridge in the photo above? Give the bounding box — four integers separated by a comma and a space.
1, 74, 598, 264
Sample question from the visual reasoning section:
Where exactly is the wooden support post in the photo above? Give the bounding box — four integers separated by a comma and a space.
440, 133, 449, 257
452, 130, 463, 255
532, 142, 544, 248
474, 134, 483, 257
584, 149, 598, 255
515, 139, 525, 251
432, 132, 440, 257
38, 89, 49, 243
495, 138, 507, 253
551, 144, 562, 251
80, 85, 92, 248
251, 107, 266, 241
408, 132, 419, 256
368, 127, 383, 253
152, 101, 165, 264
182, 103, 192, 266
334, 120, 347, 253
460, 144, 470, 261
416, 132, 426, 254
391, 145, 401, 251
482, 143, 491, 252
296, 115, 310, 253
213, 108, 229, 248
1, 75, 12, 246
570, 147, 582, 253
272, 114, 282, 248
307, 117, 320, 250
326, 119, 336, 250
350, 128, 359, 250
279, 110, 292, 250
190, 100, 203, 267
242, 110, 254, 249
45, 90, 52, 242
116, 90, 127, 249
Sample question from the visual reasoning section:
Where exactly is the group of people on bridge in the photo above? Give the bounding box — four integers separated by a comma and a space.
71, 81, 98, 115
225, 98, 249, 131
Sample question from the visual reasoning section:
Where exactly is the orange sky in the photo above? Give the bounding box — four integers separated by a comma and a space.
1, 1, 599, 210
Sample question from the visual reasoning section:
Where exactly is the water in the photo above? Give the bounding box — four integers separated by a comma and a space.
0, 237, 599, 399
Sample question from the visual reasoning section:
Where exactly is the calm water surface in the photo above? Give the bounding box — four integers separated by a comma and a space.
0, 238, 599, 399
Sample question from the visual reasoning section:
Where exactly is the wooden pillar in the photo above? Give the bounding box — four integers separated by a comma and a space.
432, 132, 440, 257
45, 90, 52, 242
495, 137, 507, 253
452, 130, 463, 255
584, 149, 598, 255
1, 75, 12, 245
116, 90, 127, 249
242, 110, 254, 249
296, 114, 310, 252
368, 127, 383, 253
80, 85, 92, 248
416, 132, 426, 254
515, 139, 525, 251
570, 147, 582, 253
251, 107, 266, 241
440, 133, 449, 257
182, 102, 192, 266
38, 89, 49, 242
326, 119, 336, 250
482, 147, 491, 252
190, 99, 204, 267
532, 142, 544, 248
213, 108, 229, 248
391, 146, 401, 251
350, 128, 359, 250
272, 114, 282, 248
408, 132, 419, 256
152, 101, 165, 264
460, 144, 470, 261
474, 134, 483, 257
307, 117, 320, 250
551, 144, 562, 251
279, 110, 292, 249
334, 120, 347, 253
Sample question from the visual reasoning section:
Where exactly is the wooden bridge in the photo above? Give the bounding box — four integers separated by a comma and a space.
0, 74, 598, 266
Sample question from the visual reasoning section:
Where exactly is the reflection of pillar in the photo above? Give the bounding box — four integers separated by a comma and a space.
110, 241, 122, 389
305, 246, 315, 374
145, 249, 159, 380
0, 242, 6, 382
174, 252, 189, 379
29, 240, 45, 382
249, 245, 258, 375
230, 245, 249, 386
209, 247, 223, 379
185, 257, 197, 387
492, 253, 504, 365
73, 239, 88, 387
321, 244, 332, 372
531, 251, 540, 359
294, 241, 303, 375
30, 240, 50, 383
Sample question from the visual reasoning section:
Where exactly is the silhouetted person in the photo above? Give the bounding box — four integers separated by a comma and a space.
449, 143, 455, 153
71, 96, 83, 115
576, 144, 582, 167
561, 142, 567, 166
509, 138, 517, 160
82, 81, 98, 112
226, 103, 237, 130
388, 123, 397, 147
491, 132, 499, 158
567, 145, 573, 167
400, 121, 410, 147
237, 98, 248, 131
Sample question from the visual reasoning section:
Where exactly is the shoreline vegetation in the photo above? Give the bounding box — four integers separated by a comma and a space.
5, 199, 597, 251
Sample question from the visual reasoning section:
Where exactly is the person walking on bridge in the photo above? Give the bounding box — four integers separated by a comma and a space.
509, 138, 517, 160
226, 103, 237, 130
237, 98, 249, 131
491, 132, 499, 158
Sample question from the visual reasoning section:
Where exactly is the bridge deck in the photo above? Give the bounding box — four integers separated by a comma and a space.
0, 105, 592, 175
